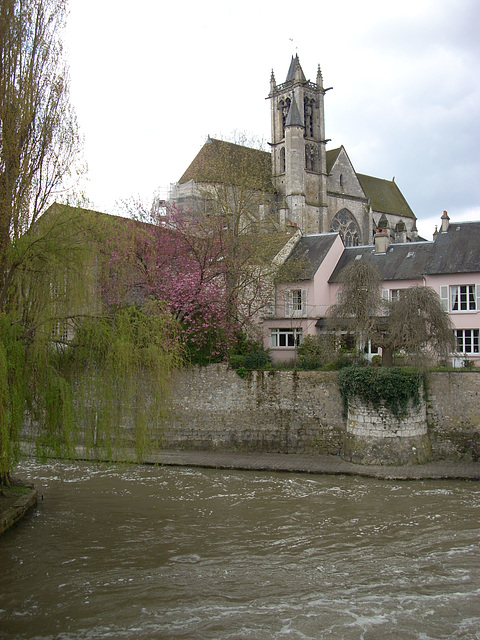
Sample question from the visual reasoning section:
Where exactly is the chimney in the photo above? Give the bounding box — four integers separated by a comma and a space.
374, 214, 390, 253
441, 210, 450, 233
374, 230, 389, 254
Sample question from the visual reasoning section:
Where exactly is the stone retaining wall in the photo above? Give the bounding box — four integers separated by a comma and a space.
163, 366, 479, 461
165, 366, 345, 454
21, 366, 480, 463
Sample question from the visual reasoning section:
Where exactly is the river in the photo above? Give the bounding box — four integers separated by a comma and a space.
0, 460, 479, 639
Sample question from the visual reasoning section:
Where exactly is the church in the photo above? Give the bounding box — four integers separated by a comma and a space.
170, 55, 419, 246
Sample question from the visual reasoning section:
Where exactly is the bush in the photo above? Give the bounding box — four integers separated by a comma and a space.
296, 334, 335, 370
228, 334, 271, 371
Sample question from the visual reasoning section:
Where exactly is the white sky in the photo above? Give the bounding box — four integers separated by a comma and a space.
65, 0, 480, 241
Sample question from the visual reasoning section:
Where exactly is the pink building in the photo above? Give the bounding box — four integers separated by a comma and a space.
264, 213, 480, 366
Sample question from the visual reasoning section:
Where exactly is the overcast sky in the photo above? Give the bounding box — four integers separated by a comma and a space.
65, 0, 480, 241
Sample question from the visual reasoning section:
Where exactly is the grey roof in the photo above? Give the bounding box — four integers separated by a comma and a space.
283, 233, 339, 280
328, 220, 480, 282
285, 55, 306, 83
426, 222, 480, 274
285, 95, 304, 127
329, 242, 436, 282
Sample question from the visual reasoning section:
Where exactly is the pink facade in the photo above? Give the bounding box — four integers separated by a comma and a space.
263, 218, 480, 366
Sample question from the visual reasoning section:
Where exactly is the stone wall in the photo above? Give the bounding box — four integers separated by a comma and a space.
165, 365, 344, 454
343, 394, 431, 465
426, 372, 480, 460
22, 366, 480, 463
163, 366, 480, 461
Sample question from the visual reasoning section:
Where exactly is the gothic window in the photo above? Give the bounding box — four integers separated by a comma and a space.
331, 208, 361, 247
279, 98, 291, 138
280, 147, 285, 173
304, 97, 314, 137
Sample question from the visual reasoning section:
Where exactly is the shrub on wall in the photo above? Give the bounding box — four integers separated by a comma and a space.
338, 365, 423, 418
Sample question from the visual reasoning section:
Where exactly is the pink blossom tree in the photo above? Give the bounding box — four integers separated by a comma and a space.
99, 203, 273, 364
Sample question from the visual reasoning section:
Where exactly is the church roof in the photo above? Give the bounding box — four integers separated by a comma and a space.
357, 173, 415, 220
326, 148, 342, 173
178, 140, 415, 222
178, 138, 274, 192
285, 55, 306, 83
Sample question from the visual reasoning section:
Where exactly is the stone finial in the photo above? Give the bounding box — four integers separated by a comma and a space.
316, 64, 323, 89
270, 69, 276, 93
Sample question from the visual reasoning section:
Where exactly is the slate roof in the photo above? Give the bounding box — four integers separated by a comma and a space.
425, 222, 480, 274
329, 242, 436, 282
282, 233, 339, 280
328, 220, 480, 283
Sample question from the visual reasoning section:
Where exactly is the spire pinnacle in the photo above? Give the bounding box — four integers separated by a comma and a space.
316, 64, 323, 89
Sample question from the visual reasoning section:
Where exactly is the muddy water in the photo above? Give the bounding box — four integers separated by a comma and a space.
0, 460, 479, 639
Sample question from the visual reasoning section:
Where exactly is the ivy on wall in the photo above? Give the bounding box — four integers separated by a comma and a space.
338, 365, 423, 418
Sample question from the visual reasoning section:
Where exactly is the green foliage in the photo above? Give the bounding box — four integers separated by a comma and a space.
228, 333, 271, 370
296, 334, 336, 370
0, 301, 184, 484
66, 302, 184, 459
338, 365, 422, 418
0, 315, 27, 482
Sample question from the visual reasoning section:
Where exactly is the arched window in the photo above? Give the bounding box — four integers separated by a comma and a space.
280, 147, 285, 173
279, 98, 291, 138
331, 208, 361, 247
304, 97, 314, 138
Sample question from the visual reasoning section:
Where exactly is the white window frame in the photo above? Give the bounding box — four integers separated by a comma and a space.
270, 328, 303, 348
455, 329, 479, 354
450, 285, 478, 312
284, 288, 307, 318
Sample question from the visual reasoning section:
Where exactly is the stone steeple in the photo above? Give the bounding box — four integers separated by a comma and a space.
268, 56, 329, 234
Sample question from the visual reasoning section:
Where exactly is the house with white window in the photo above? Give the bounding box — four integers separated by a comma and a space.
264, 212, 480, 365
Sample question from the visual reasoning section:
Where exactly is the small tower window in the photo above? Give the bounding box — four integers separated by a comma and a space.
339, 173, 343, 188
279, 98, 291, 138
304, 97, 314, 138
280, 147, 285, 173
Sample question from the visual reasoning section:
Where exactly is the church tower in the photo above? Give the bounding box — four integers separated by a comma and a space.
268, 56, 329, 234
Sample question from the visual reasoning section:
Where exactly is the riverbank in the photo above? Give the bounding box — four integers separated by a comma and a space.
138, 449, 480, 480
66, 447, 480, 481
0, 480, 38, 536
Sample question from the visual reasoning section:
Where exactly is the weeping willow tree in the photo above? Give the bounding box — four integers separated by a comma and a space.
0, 0, 86, 486
35, 300, 184, 461
1, 207, 185, 484
328, 259, 454, 367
